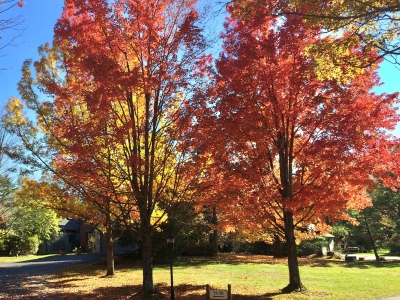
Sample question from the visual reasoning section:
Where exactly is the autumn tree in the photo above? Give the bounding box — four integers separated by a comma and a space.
0, 106, 19, 237
280, 0, 400, 65
202, 4, 399, 292
342, 184, 400, 260
5, 187, 60, 255
0, 117, 59, 255
369, 184, 400, 238
229, 0, 400, 70
0, 0, 24, 68
6, 66, 162, 277
5, 0, 207, 294
0, 174, 13, 236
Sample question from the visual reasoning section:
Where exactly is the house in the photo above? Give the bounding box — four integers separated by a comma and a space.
39, 218, 137, 254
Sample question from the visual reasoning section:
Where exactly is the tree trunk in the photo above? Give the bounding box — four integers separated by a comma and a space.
282, 211, 306, 292
141, 223, 156, 294
273, 234, 284, 258
363, 209, 379, 261
212, 206, 218, 254
105, 226, 115, 276
398, 202, 400, 218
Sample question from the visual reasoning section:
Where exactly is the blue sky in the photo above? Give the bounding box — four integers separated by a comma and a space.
0, 0, 63, 103
1, 0, 399, 135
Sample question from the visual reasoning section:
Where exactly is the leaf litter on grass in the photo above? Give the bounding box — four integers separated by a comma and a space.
41, 254, 400, 300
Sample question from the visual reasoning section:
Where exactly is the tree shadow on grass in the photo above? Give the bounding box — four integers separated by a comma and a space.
44, 281, 288, 300
306, 258, 400, 269
14, 253, 104, 264
46, 275, 95, 287
41, 278, 307, 300
150, 283, 284, 300
169, 283, 321, 300
171, 254, 289, 268
0, 274, 98, 300
341, 260, 400, 269
41, 284, 144, 300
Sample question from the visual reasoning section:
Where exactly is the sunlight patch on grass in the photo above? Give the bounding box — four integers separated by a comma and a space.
0, 254, 57, 263
43, 254, 400, 300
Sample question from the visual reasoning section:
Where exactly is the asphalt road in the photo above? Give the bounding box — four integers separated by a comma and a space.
0, 254, 105, 299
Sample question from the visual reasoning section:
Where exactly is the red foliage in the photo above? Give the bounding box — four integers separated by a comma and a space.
30, 0, 206, 293
202, 9, 400, 239
18, 1, 23, 7
192, 4, 399, 291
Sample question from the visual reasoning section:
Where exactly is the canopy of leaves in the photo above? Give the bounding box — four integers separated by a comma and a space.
4, 0, 210, 291
281, 0, 400, 64
229, 0, 400, 80
197, 6, 399, 240
365, 183, 400, 248
7, 199, 60, 243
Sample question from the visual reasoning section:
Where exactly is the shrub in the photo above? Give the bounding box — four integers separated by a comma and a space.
6, 235, 20, 255
252, 241, 273, 255
182, 241, 216, 257
151, 201, 217, 261
233, 241, 273, 255
219, 235, 235, 253
1, 234, 40, 255
298, 237, 328, 256
20, 235, 40, 254
0, 232, 12, 255
389, 234, 400, 254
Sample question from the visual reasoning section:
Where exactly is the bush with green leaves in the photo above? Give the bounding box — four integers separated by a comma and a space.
152, 201, 216, 261
0, 233, 40, 255
389, 233, 400, 254
20, 235, 40, 254
0, 232, 13, 255
218, 233, 274, 255
115, 201, 216, 262
298, 237, 328, 256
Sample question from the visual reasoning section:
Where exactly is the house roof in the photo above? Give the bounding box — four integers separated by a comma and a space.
59, 218, 82, 232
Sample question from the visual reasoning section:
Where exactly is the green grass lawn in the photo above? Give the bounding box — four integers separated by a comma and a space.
0, 253, 57, 263
40, 254, 400, 300
344, 249, 396, 256
363, 251, 400, 257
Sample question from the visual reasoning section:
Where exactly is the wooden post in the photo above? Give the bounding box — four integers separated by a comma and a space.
206, 284, 210, 300
228, 284, 232, 300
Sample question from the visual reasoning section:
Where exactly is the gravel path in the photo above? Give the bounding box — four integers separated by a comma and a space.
0, 254, 105, 299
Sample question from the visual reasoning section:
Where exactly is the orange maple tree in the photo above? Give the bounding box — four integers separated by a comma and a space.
5, 0, 207, 294
196, 3, 400, 292
4, 93, 127, 276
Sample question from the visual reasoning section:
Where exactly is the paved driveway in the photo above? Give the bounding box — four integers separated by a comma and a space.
0, 254, 105, 299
